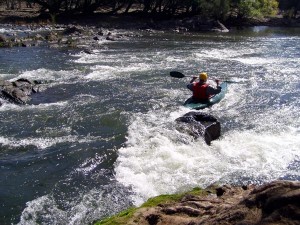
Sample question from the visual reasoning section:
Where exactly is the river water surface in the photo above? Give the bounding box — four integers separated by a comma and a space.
0, 26, 299, 224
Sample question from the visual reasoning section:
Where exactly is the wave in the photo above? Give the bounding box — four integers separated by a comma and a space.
0, 101, 68, 112
0, 24, 63, 35
0, 134, 100, 149
114, 74, 300, 205
16, 68, 83, 83
18, 186, 132, 225
115, 108, 300, 206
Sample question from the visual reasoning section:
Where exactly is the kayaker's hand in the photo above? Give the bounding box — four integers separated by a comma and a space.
215, 79, 220, 86
190, 76, 197, 83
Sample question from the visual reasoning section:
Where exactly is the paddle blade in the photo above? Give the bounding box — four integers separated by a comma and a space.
170, 71, 185, 78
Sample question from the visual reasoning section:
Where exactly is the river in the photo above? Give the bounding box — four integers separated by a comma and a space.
0, 25, 299, 225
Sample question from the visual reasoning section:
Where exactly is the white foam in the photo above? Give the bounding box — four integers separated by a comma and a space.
15, 68, 83, 83
0, 101, 68, 112
18, 195, 68, 225
115, 100, 300, 205
84, 63, 151, 80
19, 186, 133, 225
0, 25, 62, 35
0, 73, 15, 79
0, 134, 101, 149
195, 48, 248, 60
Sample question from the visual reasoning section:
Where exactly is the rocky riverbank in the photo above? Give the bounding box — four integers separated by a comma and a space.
0, 6, 230, 32
1, 6, 300, 51
1, 7, 300, 52
95, 180, 300, 225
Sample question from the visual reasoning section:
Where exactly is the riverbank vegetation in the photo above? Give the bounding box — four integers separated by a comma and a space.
0, 0, 299, 24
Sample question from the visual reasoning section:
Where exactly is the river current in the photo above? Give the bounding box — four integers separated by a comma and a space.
0, 26, 299, 224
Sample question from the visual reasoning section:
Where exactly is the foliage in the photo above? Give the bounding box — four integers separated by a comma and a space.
260, 0, 279, 16
1, 0, 281, 21
232, 0, 279, 19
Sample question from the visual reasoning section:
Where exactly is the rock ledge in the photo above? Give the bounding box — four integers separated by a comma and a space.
96, 180, 300, 225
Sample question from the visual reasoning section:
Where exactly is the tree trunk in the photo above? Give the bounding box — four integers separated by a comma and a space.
124, 0, 133, 14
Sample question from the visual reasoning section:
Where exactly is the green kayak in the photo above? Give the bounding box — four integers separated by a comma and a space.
183, 82, 228, 110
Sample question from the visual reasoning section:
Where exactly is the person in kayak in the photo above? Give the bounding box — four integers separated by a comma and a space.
187, 72, 221, 102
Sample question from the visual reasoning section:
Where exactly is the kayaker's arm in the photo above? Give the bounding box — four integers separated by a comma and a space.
207, 85, 222, 95
205, 79, 221, 95
187, 77, 197, 91
190, 76, 197, 83
187, 83, 193, 91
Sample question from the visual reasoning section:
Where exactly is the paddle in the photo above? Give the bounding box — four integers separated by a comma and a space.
170, 71, 186, 78
170, 71, 242, 84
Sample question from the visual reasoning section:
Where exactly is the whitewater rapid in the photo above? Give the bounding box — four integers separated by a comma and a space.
0, 26, 299, 225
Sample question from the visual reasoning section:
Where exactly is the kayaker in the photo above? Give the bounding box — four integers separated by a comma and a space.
187, 72, 221, 102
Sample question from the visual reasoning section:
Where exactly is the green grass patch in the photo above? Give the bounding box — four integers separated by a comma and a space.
94, 187, 212, 225
141, 193, 182, 208
94, 207, 136, 225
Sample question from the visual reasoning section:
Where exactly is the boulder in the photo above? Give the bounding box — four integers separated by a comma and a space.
0, 78, 41, 104
45, 31, 59, 42
106, 32, 117, 41
0, 34, 10, 47
176, 111, 221, 145
0, 34, 7, 43
63, 25, 84, 35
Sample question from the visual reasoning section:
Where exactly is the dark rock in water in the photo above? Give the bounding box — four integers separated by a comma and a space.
176, 112, 221, 145
45, 31, 59, 42
106, 32, 116, 41
0, 78, 41, 105
0, 34, 7, 43
0, 34, 10, 47
83, 49, 93, 54
63, 25, 84, 35
106, 32, 124, 41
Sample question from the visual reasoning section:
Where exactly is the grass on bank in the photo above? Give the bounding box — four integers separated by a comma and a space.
94, 187, 214, 225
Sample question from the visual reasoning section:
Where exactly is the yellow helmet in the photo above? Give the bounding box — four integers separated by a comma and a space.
199, 72, 208, 81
